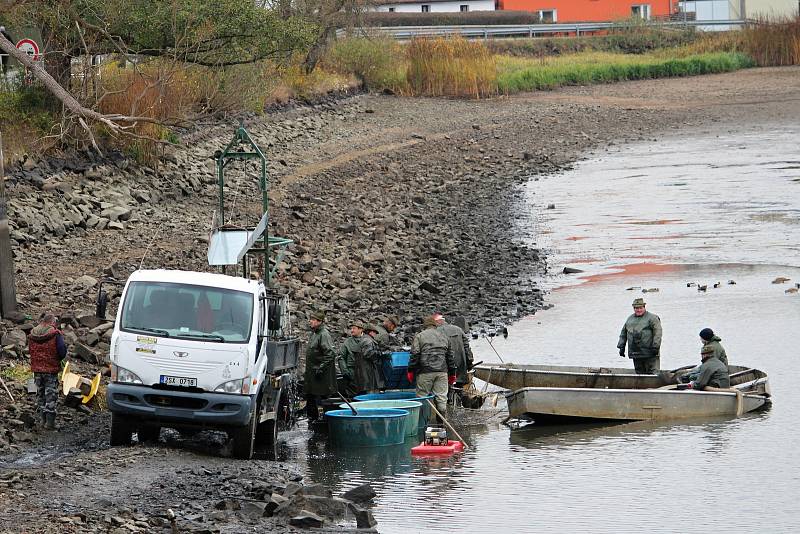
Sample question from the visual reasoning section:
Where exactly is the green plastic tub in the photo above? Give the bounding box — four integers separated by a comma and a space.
354, 392, 435, 429
325, 408, 408, 448
341, 400, 422, 438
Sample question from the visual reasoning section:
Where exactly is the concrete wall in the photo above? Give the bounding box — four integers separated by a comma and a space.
375, 0, 496, 12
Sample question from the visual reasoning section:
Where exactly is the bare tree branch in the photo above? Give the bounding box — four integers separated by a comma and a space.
0, 33, 185, 135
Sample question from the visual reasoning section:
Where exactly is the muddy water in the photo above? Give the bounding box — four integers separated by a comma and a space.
285, 127, 800, 533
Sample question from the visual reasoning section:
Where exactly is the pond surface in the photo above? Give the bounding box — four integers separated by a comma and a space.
284, 126, 800, 533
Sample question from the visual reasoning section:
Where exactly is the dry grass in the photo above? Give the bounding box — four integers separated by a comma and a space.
406, 37, 497, 98
682, 16, 800, 66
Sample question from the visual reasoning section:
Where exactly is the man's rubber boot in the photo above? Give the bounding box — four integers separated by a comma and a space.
44, 413, 56, 430
39, 412, 47, 427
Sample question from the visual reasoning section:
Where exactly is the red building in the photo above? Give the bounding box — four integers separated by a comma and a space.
498, 0, 676, 23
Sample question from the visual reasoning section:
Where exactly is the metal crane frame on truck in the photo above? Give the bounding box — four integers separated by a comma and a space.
106, 123, 301, 459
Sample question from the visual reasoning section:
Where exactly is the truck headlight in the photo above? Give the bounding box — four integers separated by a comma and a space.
112, 364, 142, 384
215, 378, 245, 394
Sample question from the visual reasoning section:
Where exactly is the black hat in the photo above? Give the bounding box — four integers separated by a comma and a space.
699, 328, 714, 341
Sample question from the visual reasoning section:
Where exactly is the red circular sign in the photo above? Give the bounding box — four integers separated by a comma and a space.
16, 38, 40, 61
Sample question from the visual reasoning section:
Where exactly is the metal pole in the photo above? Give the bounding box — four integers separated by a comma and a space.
0, 131, 18, 317
261, 155, 269, 287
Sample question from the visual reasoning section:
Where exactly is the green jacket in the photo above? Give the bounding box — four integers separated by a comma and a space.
303, 325, 337, 397
410, 326, 455, 375
692, 356, 730, 390
702, 336, 728, 368
618, 311, 662, 359
438, 323, 473, 384
338, 335, 380, 394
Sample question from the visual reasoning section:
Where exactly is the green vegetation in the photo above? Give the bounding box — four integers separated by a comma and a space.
0, 363, 32, 383
496, 51, 755, 93
488, 27, 699, 57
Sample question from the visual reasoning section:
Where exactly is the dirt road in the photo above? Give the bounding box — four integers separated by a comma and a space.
1, 67, 799, 533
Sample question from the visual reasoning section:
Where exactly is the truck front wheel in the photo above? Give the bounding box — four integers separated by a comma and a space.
110, 413, 134, 446
231, 411, 257, 459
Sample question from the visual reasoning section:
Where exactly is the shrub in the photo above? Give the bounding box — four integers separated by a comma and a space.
488, 27, 699, 57
406, 37, 497, 98
325, 37, 408, 93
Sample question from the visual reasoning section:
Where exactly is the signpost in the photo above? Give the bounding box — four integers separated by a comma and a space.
15, 38, 40, 62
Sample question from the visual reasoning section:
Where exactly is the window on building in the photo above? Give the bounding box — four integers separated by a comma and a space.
538, 9, 557, 22
388, 6, 395, 11
460, 4, 469, 11
421, 4, 430, 11
631, 4, 651, 19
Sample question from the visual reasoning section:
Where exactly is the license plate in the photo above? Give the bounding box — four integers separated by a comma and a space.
160, 375, 197, 387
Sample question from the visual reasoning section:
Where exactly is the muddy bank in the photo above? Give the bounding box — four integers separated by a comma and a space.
1, 66, 799, 532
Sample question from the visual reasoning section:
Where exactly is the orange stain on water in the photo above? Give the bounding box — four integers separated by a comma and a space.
579, 262, 683, 284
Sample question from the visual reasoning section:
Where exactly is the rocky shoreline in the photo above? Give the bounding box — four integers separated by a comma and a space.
2, 67, 799, 532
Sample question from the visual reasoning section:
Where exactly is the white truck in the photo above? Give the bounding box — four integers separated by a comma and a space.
106, 269, 299, 459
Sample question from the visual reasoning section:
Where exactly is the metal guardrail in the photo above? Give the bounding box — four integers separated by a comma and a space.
337, 20, 747, 39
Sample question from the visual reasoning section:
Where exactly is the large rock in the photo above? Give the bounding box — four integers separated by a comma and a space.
73, 342, 99, 364
100, 206, 132, 222
341, 483, 376, 504
289, 510, 324, 528
73, 275, 98, 290
1, 329, 27, 349
347, 503, 378, 529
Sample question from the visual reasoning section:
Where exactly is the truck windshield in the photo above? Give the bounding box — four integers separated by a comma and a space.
120, 281, 253, 343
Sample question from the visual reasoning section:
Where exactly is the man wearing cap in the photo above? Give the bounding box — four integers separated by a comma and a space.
617, 298, 662, 374
338, 320, 380, 396
434, 313, 474, 387
699, 328, 728, 368
303, 310, 338, 421
678, 344, 730, 390
408, 315, 456, 416
373, 315, 399, 352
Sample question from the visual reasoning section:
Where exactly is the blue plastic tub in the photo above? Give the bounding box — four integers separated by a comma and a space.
341, 400, 422, 437
354, 391, 417, 402
382, 351, 412, 389
354, 392, 434, 428
326, 408, 408, 448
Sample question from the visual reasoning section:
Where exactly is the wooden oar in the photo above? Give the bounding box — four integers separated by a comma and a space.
425, 399, 469, 450
337, 392, 358, 415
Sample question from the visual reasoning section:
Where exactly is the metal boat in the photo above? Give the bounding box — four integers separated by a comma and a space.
504, 367, 769, 422
474, 363, 760, 390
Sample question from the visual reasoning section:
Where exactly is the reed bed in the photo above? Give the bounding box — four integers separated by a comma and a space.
406, 37, 497, 98
496, 51, 754, 93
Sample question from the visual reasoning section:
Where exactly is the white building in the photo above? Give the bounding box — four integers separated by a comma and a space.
374, 0, 496, 13
744, 0, 799, 18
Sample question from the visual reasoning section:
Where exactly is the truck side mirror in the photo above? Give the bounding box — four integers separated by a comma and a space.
96, 288, 108, 319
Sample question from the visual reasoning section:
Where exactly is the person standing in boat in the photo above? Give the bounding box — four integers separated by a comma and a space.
617, 298, 662, 374
699, 328, 728, 368
433, 313, 474, 388
679, 344, 730, 390
408, 315, 457, 417
303, 310, 338, 422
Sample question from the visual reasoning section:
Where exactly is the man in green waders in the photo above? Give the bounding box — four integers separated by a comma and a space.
618, 298, 662, 374
303, 311, 337, 422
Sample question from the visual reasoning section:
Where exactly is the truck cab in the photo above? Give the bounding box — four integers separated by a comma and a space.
107, 269, 299, 458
